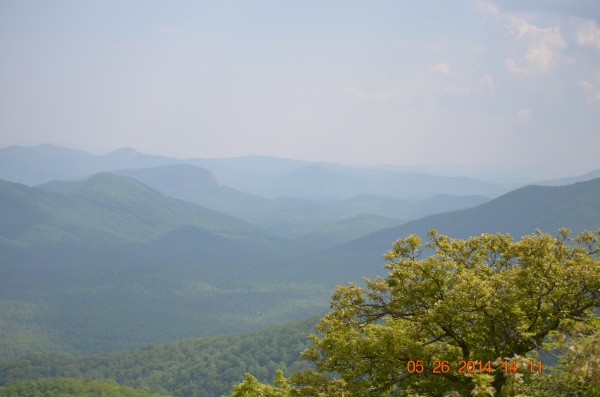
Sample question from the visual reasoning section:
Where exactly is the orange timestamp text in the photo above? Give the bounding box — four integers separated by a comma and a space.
406, 359, 543, 374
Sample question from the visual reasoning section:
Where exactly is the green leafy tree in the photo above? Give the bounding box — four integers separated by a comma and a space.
228, 370, 294, 397
226, 229, 600, 396
522, 329, 600, 396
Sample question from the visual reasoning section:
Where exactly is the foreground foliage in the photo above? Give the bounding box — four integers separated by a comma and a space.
523, 331, 600, 396
226, 229, 600, 396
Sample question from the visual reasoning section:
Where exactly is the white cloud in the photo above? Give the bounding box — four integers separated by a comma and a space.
517, 108, 532, 120
474, 1, 567, 73
504, 58, 529, 74
470, 0, 499, 17
579, 80, 593, 91
429, 63, 450, 76
575, 18, 600, 51
579, 79, 600, 104
478, 74, 494, 89
506, 16, 541, 38
505, 18, 566, 72
474, 1, 600, 109
524, 41, 559, 71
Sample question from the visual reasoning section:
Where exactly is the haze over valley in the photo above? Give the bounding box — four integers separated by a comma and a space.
1, 1, 600, 396
1, 143, 600, 396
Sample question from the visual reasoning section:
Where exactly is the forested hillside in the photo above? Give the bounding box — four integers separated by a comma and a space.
0, 318, 317, 397
1, 174, 599, 396
0, 378, 174, 397
0, 176, 327, 356
299, 178, 600, 285
2, 177, 600, 358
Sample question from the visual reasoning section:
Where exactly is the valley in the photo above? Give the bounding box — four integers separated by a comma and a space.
1, 145, 599, 396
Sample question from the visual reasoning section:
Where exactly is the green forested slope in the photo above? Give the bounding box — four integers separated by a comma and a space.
0, 176, 326, 356
0, 317, 317, 397
0, 378, 174, 397
295, 213, 402, 247
290, 178, 600, 284
2, 176, 600, 359
34, 173, 261, 240
367, 177, 600, 242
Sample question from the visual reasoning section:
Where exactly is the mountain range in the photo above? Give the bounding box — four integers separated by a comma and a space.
0, 174, 309, 355
1, 143, 600, 361
291, 177, 600, 285
0, 144, 506, 200
108, 163, 489, 237
1, 157, 599, 357
0, 176, 599, 395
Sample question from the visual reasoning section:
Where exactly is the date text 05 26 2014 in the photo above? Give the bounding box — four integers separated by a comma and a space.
405, 359, 543, 374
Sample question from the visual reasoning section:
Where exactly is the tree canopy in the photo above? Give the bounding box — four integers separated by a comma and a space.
226, 229, 600, 396
0, 377, 173, 397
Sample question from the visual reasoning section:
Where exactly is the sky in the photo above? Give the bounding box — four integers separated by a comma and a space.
1, 0, 599, 179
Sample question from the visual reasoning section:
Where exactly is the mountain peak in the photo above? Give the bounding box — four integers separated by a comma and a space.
104, 147, 139, 157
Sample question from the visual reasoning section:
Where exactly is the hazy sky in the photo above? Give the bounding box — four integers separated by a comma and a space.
1, 0, 599, 178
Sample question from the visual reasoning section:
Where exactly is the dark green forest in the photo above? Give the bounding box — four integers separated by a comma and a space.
0, 176, 330, 355
0, 318, 316, 397
0, 378, 174, 397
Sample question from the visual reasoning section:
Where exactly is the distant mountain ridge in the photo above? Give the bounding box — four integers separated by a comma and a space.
230, 164, 506, 199
537, 168, 600, 186
105, 164, 490, 238
0, 144, 179, 185
4, 144, 600, 201
293, 178, 600, 284
0, 144, 507, 200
